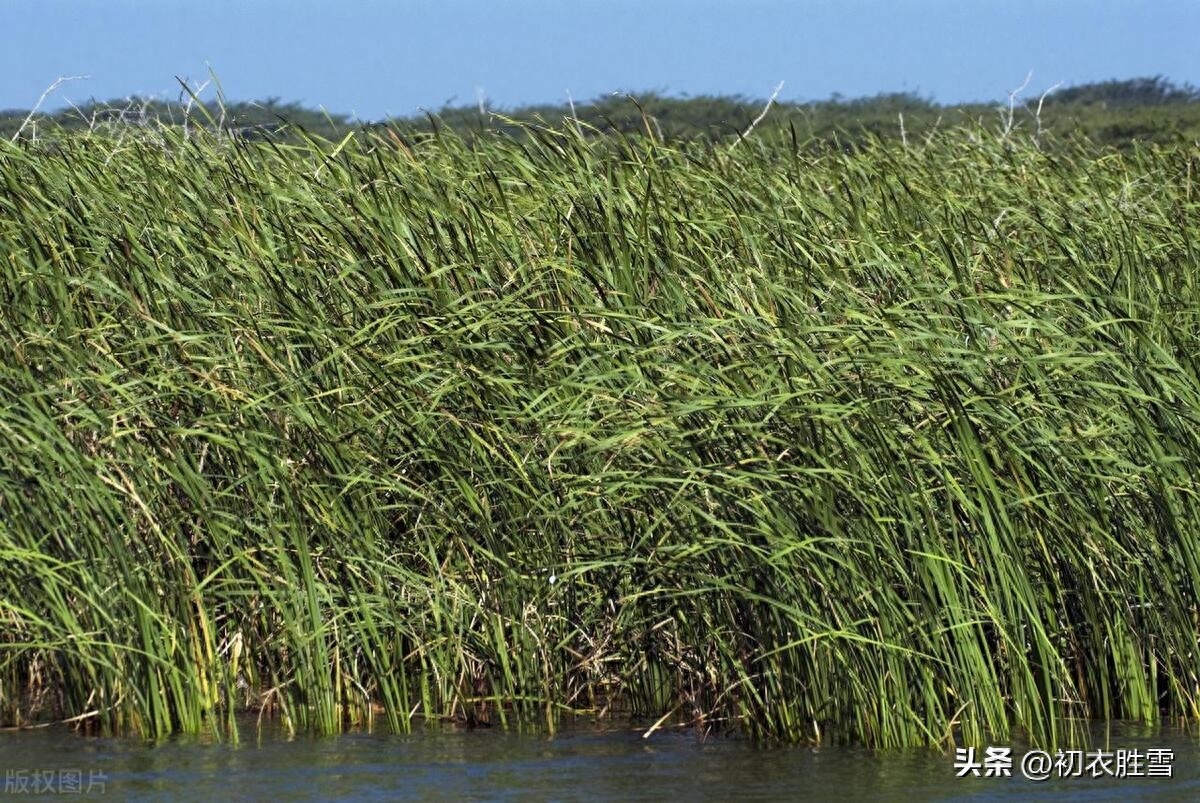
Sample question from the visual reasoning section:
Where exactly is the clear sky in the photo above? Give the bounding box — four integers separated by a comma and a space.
4, 1, 1198, 121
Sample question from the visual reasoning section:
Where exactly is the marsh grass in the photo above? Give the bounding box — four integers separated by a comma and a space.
1, 119, 1198, 748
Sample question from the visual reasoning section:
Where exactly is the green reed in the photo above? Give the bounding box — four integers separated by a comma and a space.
1, 120, 1198, 748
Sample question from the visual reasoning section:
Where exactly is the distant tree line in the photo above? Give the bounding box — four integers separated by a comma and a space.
2, 76, 1197, 148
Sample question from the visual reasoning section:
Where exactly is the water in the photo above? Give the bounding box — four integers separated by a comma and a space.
1, 719, 1196, 801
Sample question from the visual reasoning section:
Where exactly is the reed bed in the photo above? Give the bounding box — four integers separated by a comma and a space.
1, 120, 1198, 748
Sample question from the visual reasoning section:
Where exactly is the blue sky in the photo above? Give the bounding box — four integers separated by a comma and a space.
4, 1, 1198, 121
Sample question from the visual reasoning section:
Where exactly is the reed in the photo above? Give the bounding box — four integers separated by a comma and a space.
1, 119, 1198, 748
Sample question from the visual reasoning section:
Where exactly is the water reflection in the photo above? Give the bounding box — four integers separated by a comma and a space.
0, 719, 1195, 801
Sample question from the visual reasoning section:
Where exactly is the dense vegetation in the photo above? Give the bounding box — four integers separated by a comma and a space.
1, 103, 1199, 749
3, 76, 1199, 147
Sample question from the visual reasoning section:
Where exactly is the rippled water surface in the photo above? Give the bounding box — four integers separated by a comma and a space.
1, 720, 1196, 801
